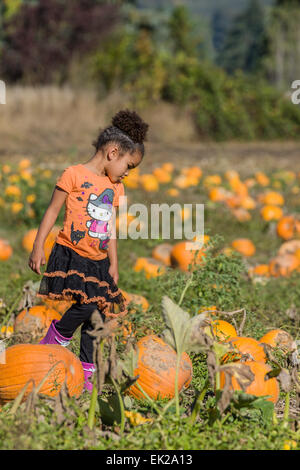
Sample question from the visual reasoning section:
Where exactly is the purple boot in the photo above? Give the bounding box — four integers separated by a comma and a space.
39, 320, 72, 347
81, 362, 96, 393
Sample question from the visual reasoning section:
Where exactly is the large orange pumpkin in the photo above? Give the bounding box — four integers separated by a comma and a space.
14, 305, 61, 340
220, 361, 279, 403
222, 336, 266, 363
128, 335, 193, 400
259, 329, 295, 354
0, 344, 84, 403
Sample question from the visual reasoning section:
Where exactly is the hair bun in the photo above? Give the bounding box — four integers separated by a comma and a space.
112, 109, 149, 144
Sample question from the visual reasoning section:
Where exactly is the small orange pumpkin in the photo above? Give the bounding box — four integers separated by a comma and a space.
231, 239, 256, 257
269, 254, 300, 277
14, 305, 61, 340
208, 320, 238, 342
276, 216, 300, 240
152, 168, 172, 184
220, 361, 279, 404
170, 240, 207, 272
278, 239, 300, 257
248, 264, 270, 278
230, 207, 251, 222
127, 335, 193, 400
0, 344, 84, 403
133, 257, 166, 279
260, 205, 283, 222
259, 329, 295, 354
22, 226, 60, 261
255, 172, 270, 187
140, 174, 159, 192
258, 191, 284, 206
0, 239, 13, 261
120, 290, 149, 312
222, 336, 266, 363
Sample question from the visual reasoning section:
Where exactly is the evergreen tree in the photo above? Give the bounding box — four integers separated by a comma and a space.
211, 8, 228, 55
263, 2, 300, 90
168, 5, 201, 57
218, 0, 267, 74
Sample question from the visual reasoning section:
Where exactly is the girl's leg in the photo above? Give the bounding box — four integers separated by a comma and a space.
80, 312, 106, 363
55, 300, 99, 338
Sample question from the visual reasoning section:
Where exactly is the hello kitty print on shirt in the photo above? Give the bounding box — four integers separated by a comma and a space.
86, 188, 114, 251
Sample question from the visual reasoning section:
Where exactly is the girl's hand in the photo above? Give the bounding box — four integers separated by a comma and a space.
28, 247, 46, 275
108, 263, 119, 285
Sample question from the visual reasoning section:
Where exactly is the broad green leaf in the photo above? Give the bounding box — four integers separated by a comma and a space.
161, 296, 191, 355
98, 393, 122, 426
161, 328, 176, 350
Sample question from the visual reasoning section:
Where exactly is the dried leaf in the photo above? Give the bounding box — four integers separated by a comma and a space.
184, 314, 211, 353
18, 280, 41, 311
277, 368, 292, 393
218, 363, 255, 414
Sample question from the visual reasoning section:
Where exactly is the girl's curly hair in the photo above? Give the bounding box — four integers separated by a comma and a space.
92, 109, 149, 157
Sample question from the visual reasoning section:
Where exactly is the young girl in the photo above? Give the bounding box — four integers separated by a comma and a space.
28, 109, 149, 392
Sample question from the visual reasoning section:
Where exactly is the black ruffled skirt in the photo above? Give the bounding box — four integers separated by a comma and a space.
37, 242, 128, 318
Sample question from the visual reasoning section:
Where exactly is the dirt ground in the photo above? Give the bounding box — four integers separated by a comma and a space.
1, 140, 300, 178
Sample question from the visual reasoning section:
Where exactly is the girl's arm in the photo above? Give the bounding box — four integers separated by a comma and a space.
28, 186, 67, 275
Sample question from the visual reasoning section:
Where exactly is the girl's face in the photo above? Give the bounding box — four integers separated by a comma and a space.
106, 149, 142, 184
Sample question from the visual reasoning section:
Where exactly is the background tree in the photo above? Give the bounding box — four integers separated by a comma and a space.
0, 0, 119, 84
263, 2, 300, 90
218, 0, 267, 74
168, 5, 202, 57
211, 8, 229, 59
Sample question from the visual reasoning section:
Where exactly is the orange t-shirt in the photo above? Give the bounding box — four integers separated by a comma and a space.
55, 164, 125, 260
